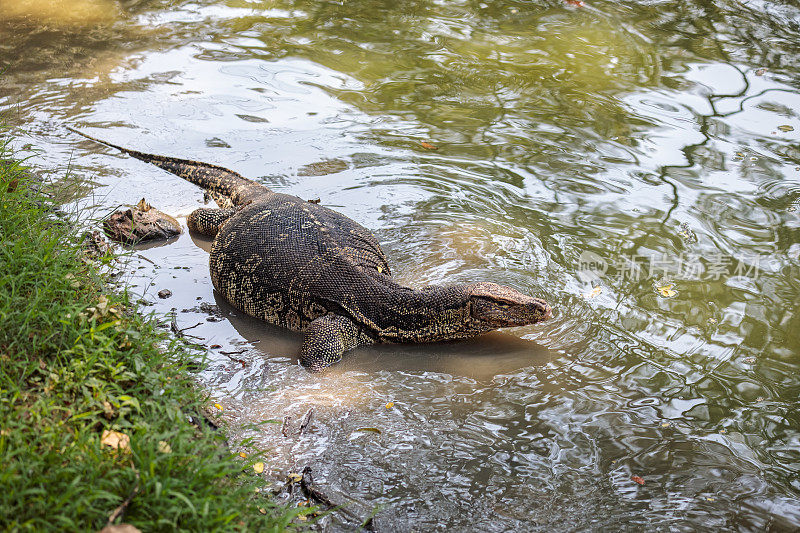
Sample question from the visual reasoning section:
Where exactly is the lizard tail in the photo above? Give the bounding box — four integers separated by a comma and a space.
67, 126, 255, 198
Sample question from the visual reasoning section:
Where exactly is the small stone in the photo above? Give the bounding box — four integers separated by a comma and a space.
158, 289, 172, 299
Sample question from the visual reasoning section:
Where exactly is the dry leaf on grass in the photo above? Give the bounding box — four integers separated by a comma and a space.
100, 430, 130, 453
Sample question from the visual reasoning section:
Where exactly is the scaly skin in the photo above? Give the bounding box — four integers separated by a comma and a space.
69, 127, 552, 371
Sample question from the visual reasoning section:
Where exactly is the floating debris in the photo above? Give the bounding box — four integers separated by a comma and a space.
205, 137, 231, 148
583, 286, 603, 299
777, 125, 794, 132
157, 289, 172, 299
104, 198, 182, 244
420, 141, 437, 150
678, 222, 698, 244
655, 282, 677, 298
755, 68, 767, 76
297, 159, 349, 177
631, 475, 645, 485
355, 427, 382, 434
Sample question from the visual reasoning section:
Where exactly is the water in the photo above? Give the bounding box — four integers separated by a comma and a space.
2, 0, 800, 529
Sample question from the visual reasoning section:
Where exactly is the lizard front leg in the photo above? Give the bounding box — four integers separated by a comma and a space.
300, 314, 369, 371
187, 207, 236, 237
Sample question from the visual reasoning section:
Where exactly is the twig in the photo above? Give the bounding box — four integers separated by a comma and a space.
298, 409, 314, 435
300, 467, 374, 530
170, 314, 203, 340
281, 416, 292, 438
180, 322, 203, 333
135, 253, 155, 265
219, 349, 247, 367
106, 462, 140, 527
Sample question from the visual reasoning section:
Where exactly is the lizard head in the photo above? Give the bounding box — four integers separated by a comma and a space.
469, 282, 551, 328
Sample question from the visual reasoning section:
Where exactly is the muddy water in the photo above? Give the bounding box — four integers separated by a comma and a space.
3, 0, 800, 529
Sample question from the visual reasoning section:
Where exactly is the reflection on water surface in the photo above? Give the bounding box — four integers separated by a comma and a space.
2, 0, 800, 529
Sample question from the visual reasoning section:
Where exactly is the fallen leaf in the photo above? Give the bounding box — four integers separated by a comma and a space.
258, 508, 267, 515
705, 496, 716, 502
631, 475, 645, 485
253, 462, 265, 474
583, 286, 602, 299
385, 402, 394, 409
356, 427, 382, 434
239, 452, 247, 458
420, 141, 437, 150
100, 429, 130, 453
755, 68, 767, 76
565, 0, 585, 5
777, 125, 794, 132
214, 403, 224, 411
158, 440, 172, 454
661, 422, 670, 428
287, 472, 303, 483
210, 344, 222, 349
656, 283, 677, 298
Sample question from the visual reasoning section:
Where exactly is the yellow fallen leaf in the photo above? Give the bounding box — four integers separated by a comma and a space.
214, 403, 223, 411
100, 429, 130, 453
777, 125, 794, 132
258, 508, 266, 515
656, 283, 677, 298
253, 462, 265, 474
158, 440, 172, 454
583, 286, 602, 299
385, 402, 394, 409
239, 452, 247, 458
298, 515, 308, 521
287, 472, 302, 483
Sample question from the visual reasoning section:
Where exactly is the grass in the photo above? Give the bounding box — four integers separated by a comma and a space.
0, 135, 305, 531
